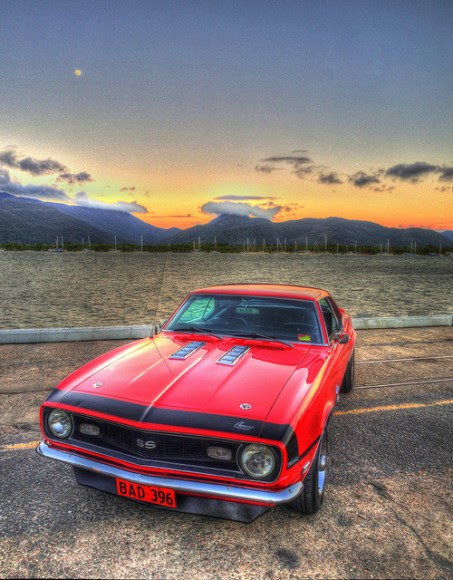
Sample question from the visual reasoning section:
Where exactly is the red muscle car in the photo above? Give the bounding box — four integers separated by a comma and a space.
38, 284, 356, 522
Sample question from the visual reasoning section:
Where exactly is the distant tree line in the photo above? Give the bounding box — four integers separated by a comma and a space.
0, 241, 450, 255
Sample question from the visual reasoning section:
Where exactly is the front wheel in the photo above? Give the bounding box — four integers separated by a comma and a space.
340, 349, 355, 393
289, 430, 328, 515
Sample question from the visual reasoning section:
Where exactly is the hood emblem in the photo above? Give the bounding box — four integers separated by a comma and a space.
92, 382, 103, 388
234, 420, 255, 432
240, 403, 252, 410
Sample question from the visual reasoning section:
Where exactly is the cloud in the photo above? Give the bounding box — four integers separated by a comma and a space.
317, 172, 342, 185
348, 171, 381, 188
120, 186, 136, 192
438, 166, 453, 181
214, 195, 277, 201
58, 171, 93, 184
201, 201, 281, 220
255, 164, 281, 173
292, 149, 308, 153
0, 169, 70, 200
385, 161, 439, 181
293, 165, 316, 179
258, 152, 316, 180
0, 148, 67, 175
74, 192, 147, 213
262, 155, 312, 168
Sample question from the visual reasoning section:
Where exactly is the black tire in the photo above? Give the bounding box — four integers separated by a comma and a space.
289, 430, 328, 515
340, 349, 355, 393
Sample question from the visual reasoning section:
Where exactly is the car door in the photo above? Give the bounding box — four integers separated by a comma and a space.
319, 298, 344, 398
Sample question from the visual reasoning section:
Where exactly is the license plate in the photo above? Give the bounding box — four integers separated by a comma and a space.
116, 478, 177, 508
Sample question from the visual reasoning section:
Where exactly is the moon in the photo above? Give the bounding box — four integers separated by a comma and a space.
74, 69, 82, 77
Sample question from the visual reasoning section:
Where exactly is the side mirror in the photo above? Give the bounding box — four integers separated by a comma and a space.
335, 332, 349, 344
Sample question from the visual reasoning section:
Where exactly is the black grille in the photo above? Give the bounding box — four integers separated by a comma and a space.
70, 414, 241, 472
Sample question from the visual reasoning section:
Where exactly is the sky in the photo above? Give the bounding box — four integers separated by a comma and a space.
0, 0, 452, 230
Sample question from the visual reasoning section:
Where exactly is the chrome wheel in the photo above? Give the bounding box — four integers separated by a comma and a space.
317, 433, 328, 497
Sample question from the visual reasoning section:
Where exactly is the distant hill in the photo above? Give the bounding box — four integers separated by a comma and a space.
0, 192, 178, 245
168, 214, 452, 249
440, 230, 453, 243
0, 192, 450, 248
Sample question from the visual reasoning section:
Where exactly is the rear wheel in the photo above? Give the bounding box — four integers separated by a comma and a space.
289, 430, 328, 515
340, 349, 355, 393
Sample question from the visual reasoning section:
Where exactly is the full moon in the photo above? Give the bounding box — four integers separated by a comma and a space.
74, 69, 82, 76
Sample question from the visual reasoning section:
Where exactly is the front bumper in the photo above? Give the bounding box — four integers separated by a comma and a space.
37, 440, 302, 506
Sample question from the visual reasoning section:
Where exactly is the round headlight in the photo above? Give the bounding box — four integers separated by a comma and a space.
48, 409, 73, 439
240, 444, 276, 479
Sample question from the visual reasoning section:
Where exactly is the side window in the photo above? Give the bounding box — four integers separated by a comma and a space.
319, 298, 339, 338
179, 297, 215, 323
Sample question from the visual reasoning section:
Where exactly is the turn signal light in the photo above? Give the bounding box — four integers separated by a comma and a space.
80, 423, 100, 436
207, 446, 232, 461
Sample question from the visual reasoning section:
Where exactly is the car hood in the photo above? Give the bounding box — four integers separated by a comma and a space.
54, 333, 314, 424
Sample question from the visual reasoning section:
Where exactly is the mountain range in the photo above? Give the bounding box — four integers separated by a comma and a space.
0, 191, 451, 248
169, 213, 451, 249
0, 192, 178, 245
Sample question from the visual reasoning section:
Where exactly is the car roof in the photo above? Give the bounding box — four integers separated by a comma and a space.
191, 283, 329, 301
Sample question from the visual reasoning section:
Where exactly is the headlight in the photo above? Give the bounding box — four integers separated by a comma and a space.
240, 444, 276, 479
48, 409, 73, 439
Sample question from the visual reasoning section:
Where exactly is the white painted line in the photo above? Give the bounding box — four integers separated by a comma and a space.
357, 355, 453, 364
355, 377, 453, 390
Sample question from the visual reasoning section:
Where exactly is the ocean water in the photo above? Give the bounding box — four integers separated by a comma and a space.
0, 251, 451, 329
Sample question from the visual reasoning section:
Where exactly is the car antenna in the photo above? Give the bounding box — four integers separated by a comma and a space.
151, 252, 168, 335
148, 252, 175, 376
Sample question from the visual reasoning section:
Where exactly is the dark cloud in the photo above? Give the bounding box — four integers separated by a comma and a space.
58, 171, 93, 184
293, 165, 315, 179
348, 171, 381, 188
385, 161, 438, 181
120, 186, 136, 192
292, 149, 308, 153
371, 184, 396, 192
0, 149, 17, 167
0, 169, 70, 200
214, 195, 277, 201
255, 164, 281, 173
202, 201, 281, 220
262, 156, 312, 167
0, 148, 68, 175
19, 156, 67, 175
438, 166, 453, 181
74, 191, 147, 213
318, 172, 342, 185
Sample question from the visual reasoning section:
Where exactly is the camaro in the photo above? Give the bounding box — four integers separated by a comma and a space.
38, 284, 356, 522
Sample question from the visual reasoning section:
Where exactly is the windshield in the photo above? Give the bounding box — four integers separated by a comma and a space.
165, 294, 324, 344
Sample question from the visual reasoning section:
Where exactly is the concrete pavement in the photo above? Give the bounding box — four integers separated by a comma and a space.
0, 327, 452, 578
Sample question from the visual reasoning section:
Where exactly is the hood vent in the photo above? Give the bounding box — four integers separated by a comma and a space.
169, 341, 206, 360
217, 345, 249, 366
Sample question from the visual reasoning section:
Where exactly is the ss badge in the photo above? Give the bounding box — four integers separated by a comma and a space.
136, 438, 157, 449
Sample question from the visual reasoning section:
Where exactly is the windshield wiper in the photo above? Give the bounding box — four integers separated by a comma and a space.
170, 325, 222, 339
232, 331, 294, 348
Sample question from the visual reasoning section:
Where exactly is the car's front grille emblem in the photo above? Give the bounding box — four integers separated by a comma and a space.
136, 438, 157, 449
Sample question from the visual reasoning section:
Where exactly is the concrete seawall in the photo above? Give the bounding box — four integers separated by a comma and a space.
0, 314, 451, 344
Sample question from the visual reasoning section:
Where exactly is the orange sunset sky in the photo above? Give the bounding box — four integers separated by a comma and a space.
1, 1, 452, 231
